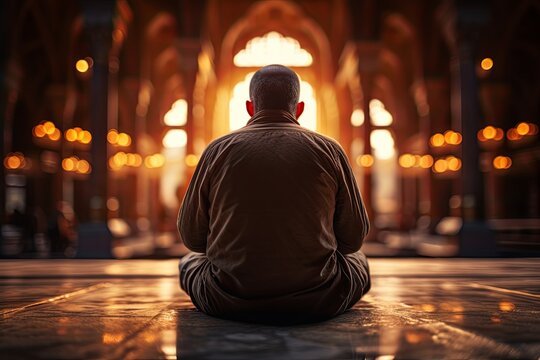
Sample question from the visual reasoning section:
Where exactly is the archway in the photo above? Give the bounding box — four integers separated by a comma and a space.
213, 0, 337, 139
228, 31, 317, 132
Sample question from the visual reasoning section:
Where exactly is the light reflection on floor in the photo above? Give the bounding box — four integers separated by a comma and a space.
0, 259, 539, 359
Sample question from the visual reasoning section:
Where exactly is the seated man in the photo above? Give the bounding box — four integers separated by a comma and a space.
178, 64, 370, 323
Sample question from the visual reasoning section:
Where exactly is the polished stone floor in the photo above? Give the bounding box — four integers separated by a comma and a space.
1, 258, 539, 359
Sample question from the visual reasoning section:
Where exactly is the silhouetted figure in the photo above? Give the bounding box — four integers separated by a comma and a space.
178, 65, 370, 323
47, 201, 77, 256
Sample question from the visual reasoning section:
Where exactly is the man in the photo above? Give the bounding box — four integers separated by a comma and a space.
178, 64, 370, 323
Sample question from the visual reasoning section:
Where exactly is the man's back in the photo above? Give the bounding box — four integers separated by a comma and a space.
178, 110, 369, 299
178, 65, 370, 322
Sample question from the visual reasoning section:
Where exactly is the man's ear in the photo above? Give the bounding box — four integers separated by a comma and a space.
246, 100, 254, 116
296, 101, 305, 119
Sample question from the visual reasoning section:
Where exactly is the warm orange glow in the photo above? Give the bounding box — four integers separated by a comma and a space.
164, 99, 188, 126
102, 333, 124, 345
430, 133, 445, 147
350, 109, 365, 127
162, 129, 187, 149
62, 157, 76, 171
419, 155, 434, 168
126, 153, 142, 167
506, 128, 522, 141
49, 128, 61, 141
144, 154, 165, 168
117, 133, 131, 147
493, 156, 512, 170
421, 304, 436, 312
356, 154, 374, 168
482, 126, 496, 139
516, 122, 530, 136
33, 125, 46, 138
480, 58, 493, 71
498, 301, 515, 312
76, 160, 91, 174
477, 130, 486, 142
65, 129, 77, 142
444, 131, 462, 145
234, 31, 313, 67
369, 99, 393, 126
433, 159, 448, 173
4, 154, 24, 169
43, 121, 55, 135
107, 130, 119, 144
80, 131, 92, 144
398, 154, 415, 168
370, 130, 395, 159
76, 59, 89, 73
447, 156, 462, 171
185, 154, 199, 167
494, 128, 504, 141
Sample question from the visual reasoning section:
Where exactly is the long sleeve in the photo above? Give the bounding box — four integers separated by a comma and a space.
177, 147, 213, 253
333, 146, 370, 254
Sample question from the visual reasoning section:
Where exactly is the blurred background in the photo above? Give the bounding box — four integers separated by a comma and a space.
0, 0, 538, 259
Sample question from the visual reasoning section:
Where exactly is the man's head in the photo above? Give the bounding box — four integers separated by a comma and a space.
246, 64, 304, 118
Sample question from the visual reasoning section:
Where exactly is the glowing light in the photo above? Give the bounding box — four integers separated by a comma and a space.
144, 153, 166, 168
356, 154, 374, 168
482, 126, 497, 139
80, 131, 92, 144
4, 153, 25, 169
76, 59, 90, 73
430, 133, 445, 147
369, 99, 393, 126
350, 109, 365, 127
162, 129, 187, 149
107, 197, 120, 212
102, 333, 124, 345
164, 99, 188, 126
33, 125, 46, 138
43, 121, 55, 135
498, 301, 515, 312
107, 130, 119, 144
233, 31, 313, 67
433, 159, 448, 173
421, 304, 436, 312
444, 130, 462, 145
419, 155, 434, 168
76, 159, 91, 174
49, 128, 61, 141
506, 128, 522, 141
116, 133, 131, 147
516, 122, 530, 136
398, 154, 415, 168
370, 129, 395, 160
446, 156, 462, 171
480, 57, 493, 71
229, 72, 317, 132
494, 128, 504, 141
126, 153, 142, 167
62, 157, 76, 171
493, 156, 512, 170
185, 154, 199, 167
65, 129, 77, 142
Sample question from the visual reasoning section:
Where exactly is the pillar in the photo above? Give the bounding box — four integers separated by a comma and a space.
77, 0, 116, 258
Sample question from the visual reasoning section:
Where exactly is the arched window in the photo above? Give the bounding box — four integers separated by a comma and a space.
230, 32, 316, 131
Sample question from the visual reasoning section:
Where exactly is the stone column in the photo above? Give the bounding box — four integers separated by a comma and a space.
356, 42, 381, 227
440, 0, 495, 256
78, 0, 115, 258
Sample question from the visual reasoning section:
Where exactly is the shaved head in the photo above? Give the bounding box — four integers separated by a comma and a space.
249, 65, 300, 114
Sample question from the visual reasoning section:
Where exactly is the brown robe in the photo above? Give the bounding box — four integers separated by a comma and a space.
178, 109, 370, 322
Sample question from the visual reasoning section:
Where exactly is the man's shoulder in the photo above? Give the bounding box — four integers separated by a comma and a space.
204, 126, 345, 156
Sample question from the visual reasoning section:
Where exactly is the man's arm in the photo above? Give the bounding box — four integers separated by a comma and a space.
177, 147, 213, 253
333, 145, 370, 254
